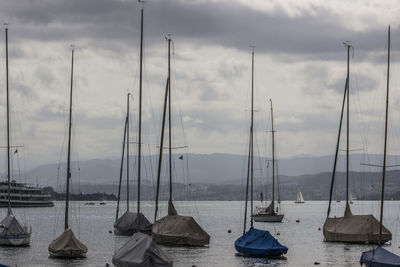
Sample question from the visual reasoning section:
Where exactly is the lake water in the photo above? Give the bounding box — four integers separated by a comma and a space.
1, 200, 400, 266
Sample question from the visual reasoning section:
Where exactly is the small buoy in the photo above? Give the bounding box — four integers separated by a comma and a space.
276, 232, 280, 236
228, 229, 231, 233
296, 219, 300, 223
318, 227, 321, 231
109, 230, 112, 234
314, 262, 320, 265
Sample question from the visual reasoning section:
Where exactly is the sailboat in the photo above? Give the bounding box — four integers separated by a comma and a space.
234, 47, 287, 257
152, 36, 210, 246
48, 47, 88, 258
252, 99, 284, 223
0, 27, 31, 247
295, 188, 305, 204
349, 191, 354, 204
323, 41, 391, 244
360, 26, 400, 267
113, 0, 152, 236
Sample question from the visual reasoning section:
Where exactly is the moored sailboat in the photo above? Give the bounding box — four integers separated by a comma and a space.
360, 26, 400, 267
152, 36, 210, 247
295, 188, 305, 204
48, 47, 88, 258
252, 99, 284, 223
113, 0, 152, 236
0, 27, 31, 247
323, 41, 391, 244
235, 47, 287, 257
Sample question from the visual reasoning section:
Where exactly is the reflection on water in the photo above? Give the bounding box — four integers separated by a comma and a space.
0, 201, 399, 266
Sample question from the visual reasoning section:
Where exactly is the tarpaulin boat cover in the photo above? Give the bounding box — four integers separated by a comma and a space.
48, 228, 88, 257
152, 201, 210, 246
323, 204, 391, 244
235, 227, 288, 256
0, 214, 26, 236
114, 211, 152, 236
360, 246, 400, 267
112, 232, 173, 267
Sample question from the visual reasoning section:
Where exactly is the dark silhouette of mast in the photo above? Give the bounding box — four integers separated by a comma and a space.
345, 42, 350, 205
326, 42, 351, 217
116, 113, 128, 221
168, 38, 173, 204
379, 26, 390, 245
126, 93, 130, 211
5, 27, 11, 216
65, 47, 74, 230
154, 36, 171, 222
243, 46, 255, 233
137, 0, 144, 214
270, 99, 275, 208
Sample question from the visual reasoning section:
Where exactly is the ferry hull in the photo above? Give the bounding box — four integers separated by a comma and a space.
0, 201, 54, 208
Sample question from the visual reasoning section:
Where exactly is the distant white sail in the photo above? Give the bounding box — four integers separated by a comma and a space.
349, 192, 354, 204
295, 188, 305, 203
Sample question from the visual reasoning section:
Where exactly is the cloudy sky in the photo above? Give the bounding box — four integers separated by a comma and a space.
0, 0, 399, 170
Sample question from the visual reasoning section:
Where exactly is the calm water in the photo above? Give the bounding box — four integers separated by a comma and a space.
1, 200, 400, 266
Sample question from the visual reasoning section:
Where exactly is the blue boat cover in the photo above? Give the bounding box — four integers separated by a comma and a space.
360, 246, 400, 267
235, 227, 288, 256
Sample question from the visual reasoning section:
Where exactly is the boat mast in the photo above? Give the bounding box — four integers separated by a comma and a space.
379, 25, 390, 245
326, 42, 350, 217
154, 37, 170, 221
270, 99, 275, 208
250, 46, 255, 228
116, 113, 128, 221
65, 47, 74, 230
5, 27, 11, 216
345, 41, 350, 205
242, 47, 255, 234
126, 93, 130, 211
137, 0, 144, 214
168, 37, 173, 205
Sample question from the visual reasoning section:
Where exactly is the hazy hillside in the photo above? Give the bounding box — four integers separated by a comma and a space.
24, 153, 400, 188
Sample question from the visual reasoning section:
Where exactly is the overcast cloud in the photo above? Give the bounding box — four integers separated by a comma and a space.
0, 0, 398, 171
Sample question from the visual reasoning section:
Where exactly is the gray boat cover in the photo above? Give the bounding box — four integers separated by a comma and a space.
323, 203, 392, 244
112, 232, 173, 267
48, 228, 88, 257
152, 202, 210, 246
114, 211, 152, 235
0, 214, 27, 236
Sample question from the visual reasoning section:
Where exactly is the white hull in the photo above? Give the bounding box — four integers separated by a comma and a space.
252, 214, 284, 222
0, 234, 30, 246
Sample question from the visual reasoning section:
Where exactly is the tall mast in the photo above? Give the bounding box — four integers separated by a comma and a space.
5, 27, 11, 216
137, 0, 144, 214
168, 37, 172, 203
126, 93, 130, 211
270, 99, 275, 206
116, 114, 128, 221
345, 42, 350, 205
379, 25, 390, 245
65, 47, 74, 230
326, 42, 350, 217
250, 46, 255, 228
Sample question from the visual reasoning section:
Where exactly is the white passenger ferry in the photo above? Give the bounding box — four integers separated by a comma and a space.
0, 180, 54, 207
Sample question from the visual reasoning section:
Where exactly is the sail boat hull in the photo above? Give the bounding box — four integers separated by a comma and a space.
323, 215, 391, 244
0, 233, 30, 246
235, 227, 287, 257
252, 213, 284, 223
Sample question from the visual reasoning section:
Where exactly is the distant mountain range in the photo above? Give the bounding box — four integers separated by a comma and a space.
25, 153, 399, 187
14, 153, 400, 200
